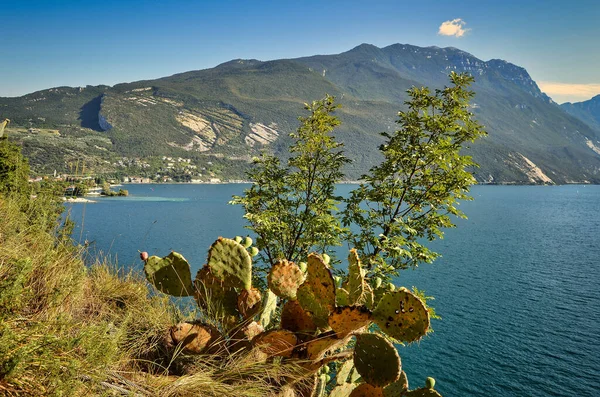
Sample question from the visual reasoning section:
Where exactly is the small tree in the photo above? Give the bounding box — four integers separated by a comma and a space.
231, 95, 350, 269
235, 72, 486, 280
343, 72, 487, 278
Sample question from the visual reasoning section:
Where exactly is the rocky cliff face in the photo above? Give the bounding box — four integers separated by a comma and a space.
561, 95, 600, 132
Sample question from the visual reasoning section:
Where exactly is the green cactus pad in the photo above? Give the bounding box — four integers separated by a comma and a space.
336, 288, 351, 307
296, 253, 336, 329
207, 237, 252, 290
242, 236, 253, 248
347, 249, 366, 303
354, 333, 401, 388
252, 329, 297, 357
328, 306, 373, 338
258, 289, 278, 328
281, 299, 317, 335
331, 383, 357, 397
349, 384, 385, 397
360, 283, 375, 310
298, 262, 308, 272
383, 371, 408, 397
194, 267, 239, 318
170, 322, 222, 354
237, 287, 262, 319
267, 259, 305, 300
372, 288, 430, 343
426, 377, 435, 389
336, 360, 355, 385
404, 388, 443, 397
144, 252, 194, 297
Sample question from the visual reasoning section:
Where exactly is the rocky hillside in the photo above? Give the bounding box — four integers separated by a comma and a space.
1, 43, 600, 183
561, 95, 600, 134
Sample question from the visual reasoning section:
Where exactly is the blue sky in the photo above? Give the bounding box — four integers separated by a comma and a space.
1, 0, 598, 103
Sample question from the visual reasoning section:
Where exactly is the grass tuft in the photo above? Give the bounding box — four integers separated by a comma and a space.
0, 195, 302, 396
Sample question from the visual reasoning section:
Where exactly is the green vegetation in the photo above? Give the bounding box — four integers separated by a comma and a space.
1, 74, 480, 396
101, 181, 129, 196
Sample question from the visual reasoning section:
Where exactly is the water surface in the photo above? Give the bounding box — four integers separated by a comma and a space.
66, 184, 600, 396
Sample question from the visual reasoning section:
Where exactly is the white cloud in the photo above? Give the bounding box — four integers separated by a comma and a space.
438, 18, 470, 38
537, 81, 600, 103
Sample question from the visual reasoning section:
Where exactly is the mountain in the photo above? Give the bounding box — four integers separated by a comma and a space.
2, 43, 600, 184
561, 95, 600, 133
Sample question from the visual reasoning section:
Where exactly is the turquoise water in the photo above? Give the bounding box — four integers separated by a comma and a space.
66, 184, 600, 396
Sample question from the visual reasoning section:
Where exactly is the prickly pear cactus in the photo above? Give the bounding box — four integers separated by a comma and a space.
296, 253, 336, 329
372, 288, 430, 343
252, 329, 297, 357
404, 388, 443, 397
336, 287, 351, 307
169, 322, 222, 354
347, 249, 366, 303
383, 371, 408, 397
426, 377, 435, 389
237, 287, 262, 319
349, 383, 385, 397
258, 289, 278, 328
328, 306, 372, 338
330, 383, 357, 397
281, 299, 317, 335
194, 267, 239, 319
336, 360, 355, 385
305, 333, 347, 361
268, 259, 305, 300
144, 252, 194, 296
207, 237, 252, 290
354, 333, 401, 387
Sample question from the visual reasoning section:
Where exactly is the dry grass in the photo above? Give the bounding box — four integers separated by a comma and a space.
0, 196, 304, 397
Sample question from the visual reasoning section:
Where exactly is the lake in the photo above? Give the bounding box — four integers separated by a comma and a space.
66, 184, 600, 396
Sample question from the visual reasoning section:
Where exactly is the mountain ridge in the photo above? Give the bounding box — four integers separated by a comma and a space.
1, 43, 600, 184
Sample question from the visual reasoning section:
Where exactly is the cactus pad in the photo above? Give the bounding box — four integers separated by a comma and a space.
372, 288, 430, 343
349, 384, 385, 397
144, 252, 194, 296
268, 259, 305, 299
383, 371, 408, 397
252, 329, 297, 357
207, 237, 252, 290
258, 289, 278, 328
194, 267, 239, 318
170, 322, 222, 354
296, 253, 336, 329
328, 306, 373, 338
426, 377, 435, 389
404, 388, 443, 397
347, 249, 366, 303
237, 287, 262, 319
305, 333, 347, 361
336, 288, 351, 307
331, 383, 357, 397
354, 333, 401, 387
281, 299, 317, 335
336, 360, 355, 385
238, 321, 265, 340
